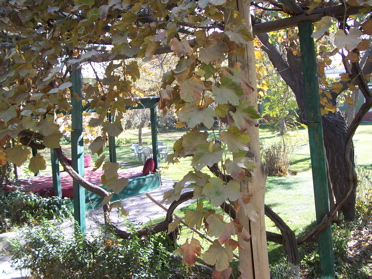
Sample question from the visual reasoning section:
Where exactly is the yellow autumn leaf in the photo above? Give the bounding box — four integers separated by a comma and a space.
28, 153, 47, 174
330, 82, 344, 93
0, 150, 7, 165
168, 217, 182, 233
345, 96, 355, 106
6, 145, 30, 166
254, 49, 263, 60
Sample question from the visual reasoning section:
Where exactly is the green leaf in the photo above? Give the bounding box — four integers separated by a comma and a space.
202, 177, 240, 206
192, 143, 223, 171
179, 77, 205, 103
219, 126, 250, 152
29, 153, 47, 174
229, 101, 260, 131
203, 241, 233, 271
0, 106, 17, 122
182, 129, 209, 156
200, 63, 216, 79
178, 104, 215, 128
5, 145, 30, 166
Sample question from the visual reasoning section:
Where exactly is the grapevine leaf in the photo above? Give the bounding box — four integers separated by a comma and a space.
0, 106, 17, 122
219, 126, 250, 152
202, 177, 240, 206
206, 214, 236, 244
192, 143, 223, 171
29, 153, 47, 174
311, 16, 333, 39
43, 131, 62, 148
334, 28, 362, 50
198, 0, 226, 8
100, 193, 114, 207
89, 136, 106, 155
229, 100, 260, 131
6, 145, 30, 166
0, 150, 6, 165
185, 201, 209, 230
106, 177, 128, 194
224, 157, 255, 180
199, 39, 228, 64
238, 194, 258, 222
168, 217, 182, 233
35, 118, 59, 137
182, 129, 209, 156
175, 238, 201, 266
225, 25, 253, 44
203, 241, 233, 271
170, 38, 193, 57
102, 120, 123, 137
179, 76, 205, 103
212, 267, 233, 279
102, 161, 120, 180
361, 18, 372, 35
178, 104, 215, 129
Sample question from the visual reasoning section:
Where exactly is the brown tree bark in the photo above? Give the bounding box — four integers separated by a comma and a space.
258, 33, 356, 220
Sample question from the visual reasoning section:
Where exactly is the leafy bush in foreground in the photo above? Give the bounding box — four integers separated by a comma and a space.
0, 190, 72, 233
9, 221, 211, 279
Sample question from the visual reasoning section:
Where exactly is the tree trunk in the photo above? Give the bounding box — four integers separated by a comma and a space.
258, 33, 356, 220
228, 3, 270, 277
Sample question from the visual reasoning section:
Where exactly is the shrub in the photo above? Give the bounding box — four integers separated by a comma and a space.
261, 142, 290, 176
9, 221, 211, 278
0, 190, 72, 233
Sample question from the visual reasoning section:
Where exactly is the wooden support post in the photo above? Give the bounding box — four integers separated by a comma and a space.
51, 148, 62, 197
71, 65, 86, 234
298, 21, 335, 278
150, 106, 159, 169
108, 114, 117, 163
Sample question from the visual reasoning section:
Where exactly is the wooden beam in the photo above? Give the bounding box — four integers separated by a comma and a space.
253, 5, 362, 35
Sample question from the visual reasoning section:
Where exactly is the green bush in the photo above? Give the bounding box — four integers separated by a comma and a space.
0, 190, 72, 233
9, 221, 211, 279
261, 142, 290, 176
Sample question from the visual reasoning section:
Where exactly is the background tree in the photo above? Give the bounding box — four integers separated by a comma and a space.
253, 6, 372, 220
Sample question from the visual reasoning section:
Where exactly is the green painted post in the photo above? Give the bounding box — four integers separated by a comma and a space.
71, 65, 86, 234
51, 148, 62, 197
150, 106, 159, 169
108, 114, 117, 163
298, 21, 335, 278
31, 148, 39, 176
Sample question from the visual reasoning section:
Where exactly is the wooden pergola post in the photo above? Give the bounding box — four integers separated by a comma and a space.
298, 21, 335, 278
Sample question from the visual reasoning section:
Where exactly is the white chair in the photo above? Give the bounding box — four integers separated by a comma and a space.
142, 146, 153, 162
158, 146, 168, 161
131, 144, 143, 162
